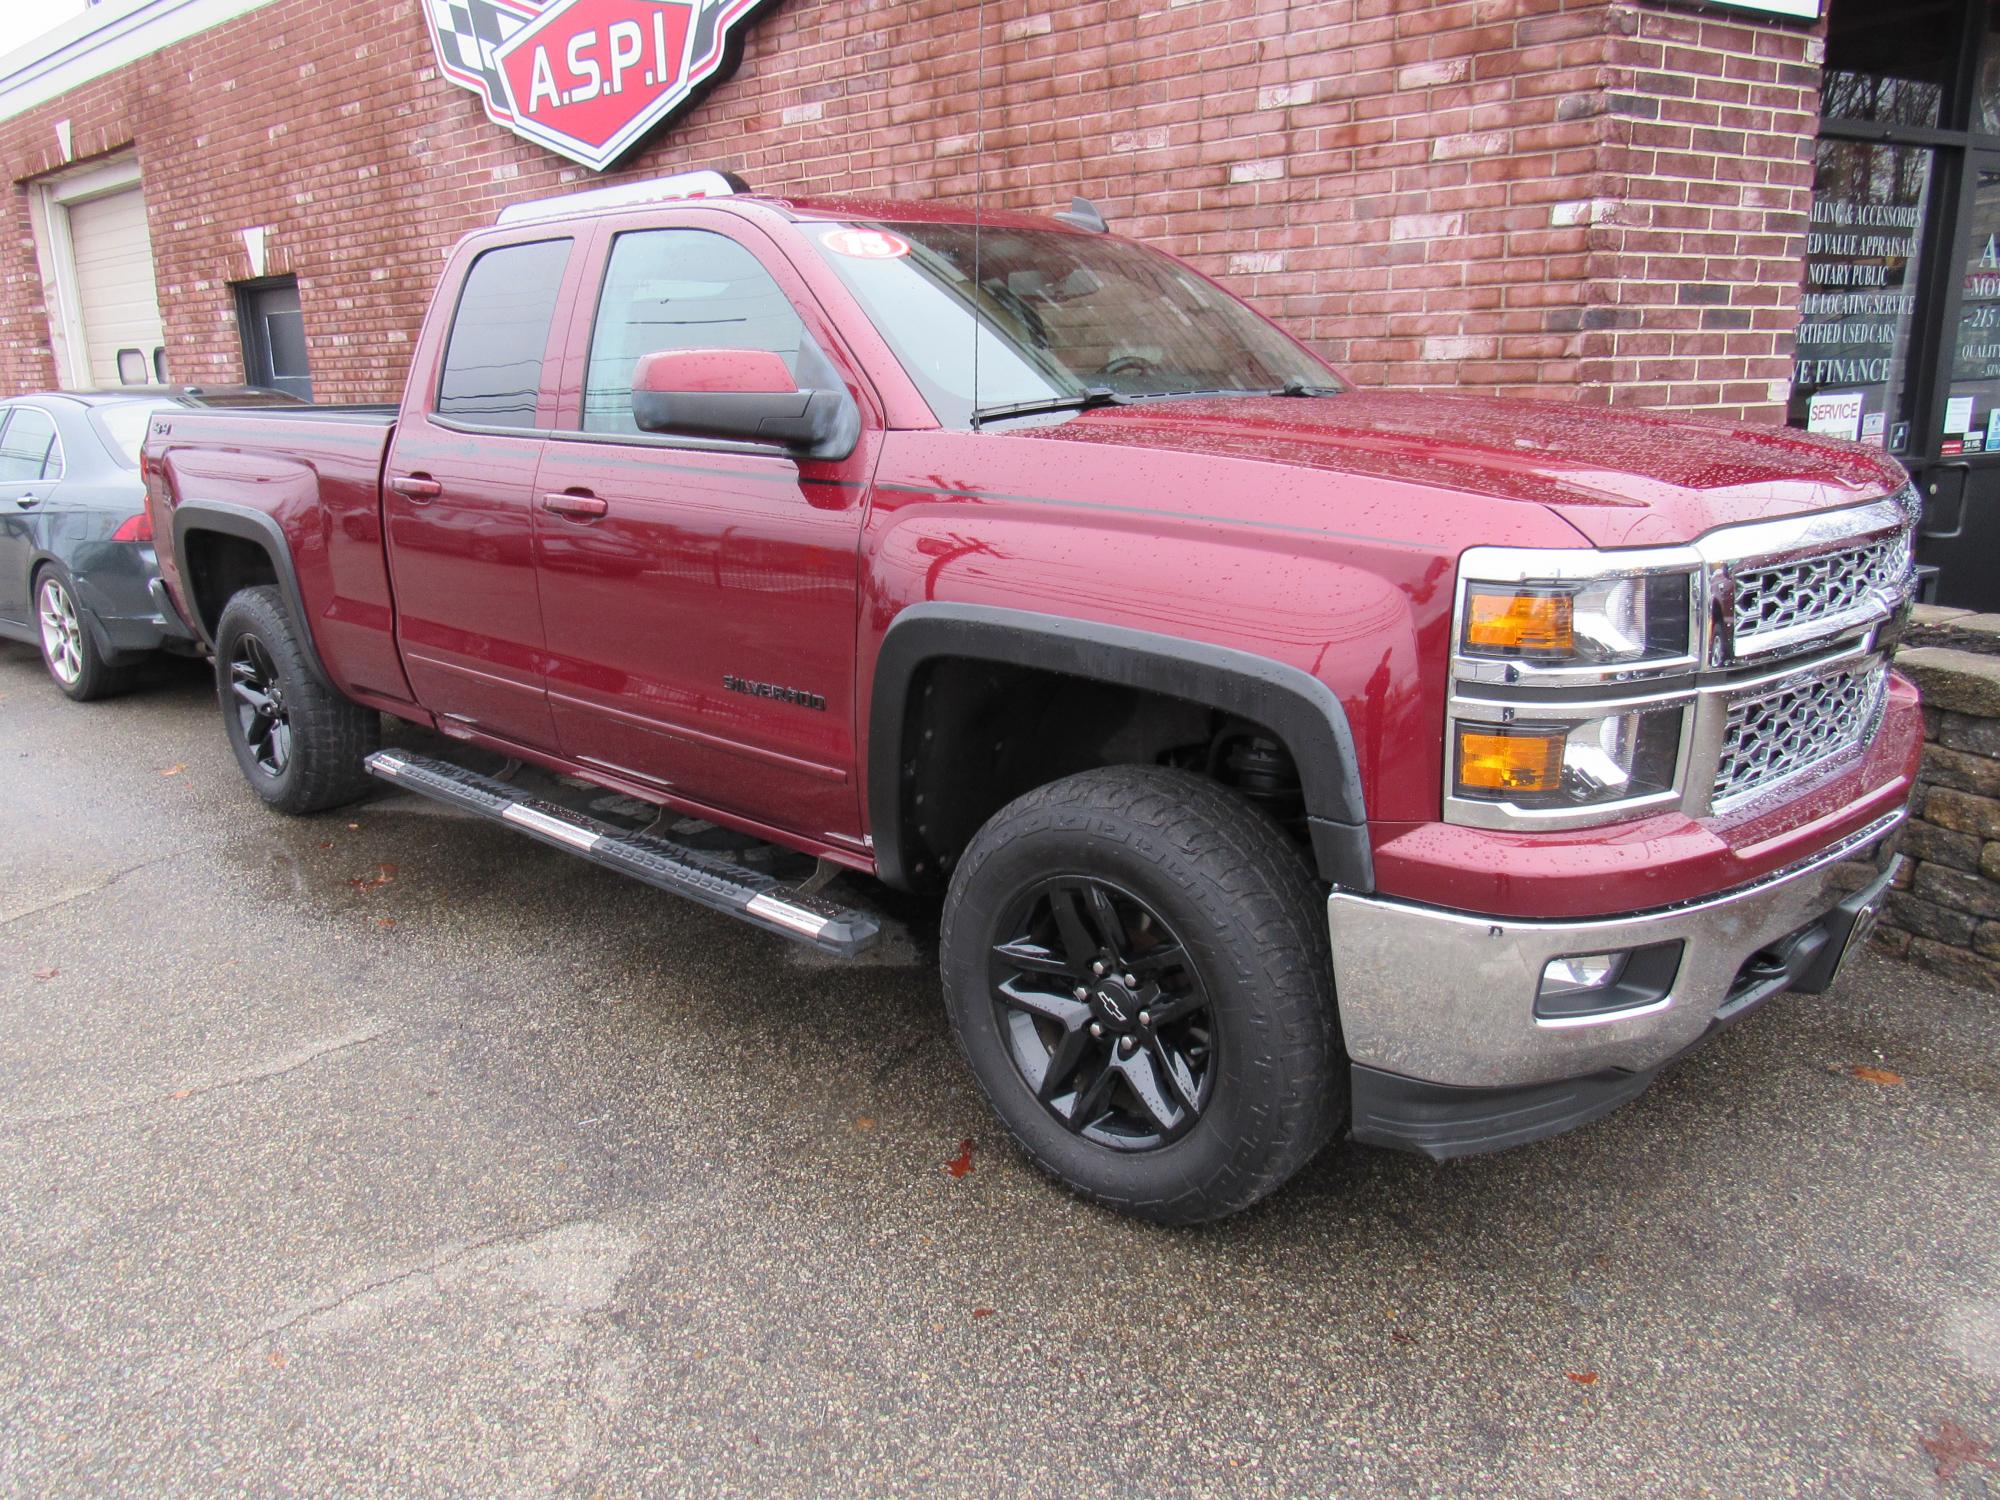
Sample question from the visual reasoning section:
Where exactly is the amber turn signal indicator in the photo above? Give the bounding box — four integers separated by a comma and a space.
1457, 727, 1565, 796
1463, 588, 1574, 657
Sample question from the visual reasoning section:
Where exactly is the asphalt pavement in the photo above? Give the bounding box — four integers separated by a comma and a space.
1, 638, 1996, 1498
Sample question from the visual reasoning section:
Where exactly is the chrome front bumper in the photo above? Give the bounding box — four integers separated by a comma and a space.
1327, 810, 1906, 1090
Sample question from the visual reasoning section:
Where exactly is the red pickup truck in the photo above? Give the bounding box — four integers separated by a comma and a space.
144, 172, 1922, 1223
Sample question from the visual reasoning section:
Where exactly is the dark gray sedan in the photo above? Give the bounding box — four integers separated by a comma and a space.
0, 388, 299, 699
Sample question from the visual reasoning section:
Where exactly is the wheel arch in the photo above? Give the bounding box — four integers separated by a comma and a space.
169, 501, 333, 686
867, 602, 1372, 894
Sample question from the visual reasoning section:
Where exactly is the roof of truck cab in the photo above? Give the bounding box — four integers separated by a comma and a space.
746, 195, 1087, 233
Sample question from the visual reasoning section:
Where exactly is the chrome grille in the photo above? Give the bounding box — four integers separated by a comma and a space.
1729, 527, 1911, 647
1713, 658, 1887, 808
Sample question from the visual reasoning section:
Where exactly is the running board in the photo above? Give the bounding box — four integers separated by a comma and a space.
364, 750, 879, 958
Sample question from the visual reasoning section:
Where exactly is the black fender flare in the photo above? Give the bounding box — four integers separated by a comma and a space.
168, 500, 335, 687
867, 602, 1373, 892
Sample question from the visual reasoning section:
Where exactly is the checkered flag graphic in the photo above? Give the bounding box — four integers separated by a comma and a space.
426, 0, 531, 113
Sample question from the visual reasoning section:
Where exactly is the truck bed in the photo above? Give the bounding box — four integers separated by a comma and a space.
150, 404, 413, 708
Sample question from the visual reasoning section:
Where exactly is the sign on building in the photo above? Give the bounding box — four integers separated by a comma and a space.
423, 0, 780, 172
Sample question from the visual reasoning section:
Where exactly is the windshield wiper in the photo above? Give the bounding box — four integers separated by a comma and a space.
1120, 381, 1343, 403
971, 387, 1127, 427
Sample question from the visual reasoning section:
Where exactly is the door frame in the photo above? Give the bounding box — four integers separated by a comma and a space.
26, 155, 151, 390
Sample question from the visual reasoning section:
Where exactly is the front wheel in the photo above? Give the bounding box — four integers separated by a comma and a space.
214, 585, 379, 814
940, 766, 1343, 1224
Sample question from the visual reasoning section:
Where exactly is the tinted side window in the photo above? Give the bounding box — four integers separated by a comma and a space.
582, 230, 806, 435
0, 407, 59, 482
436, 239, 571, 428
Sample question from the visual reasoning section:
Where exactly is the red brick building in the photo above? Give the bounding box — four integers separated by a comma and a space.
0, 0, 1992, 598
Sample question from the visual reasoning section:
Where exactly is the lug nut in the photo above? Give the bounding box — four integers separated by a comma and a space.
1120, 1037, 1136, 1055
1138, 1010, 1151, 1027
1089, 1022, 1104, 1038
1092, 961, 1105, 976
1122, 973, 1136, 987
1074, 986, 1088, 1000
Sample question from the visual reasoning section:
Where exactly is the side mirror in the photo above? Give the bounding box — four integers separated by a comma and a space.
631, 348, 859, 461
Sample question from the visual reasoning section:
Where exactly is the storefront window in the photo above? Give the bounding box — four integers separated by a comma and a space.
1979, 3, 2000, 133
1945, 170, 2000, 453
1792, 139, 1934, 452
1821, 0, 1956, 128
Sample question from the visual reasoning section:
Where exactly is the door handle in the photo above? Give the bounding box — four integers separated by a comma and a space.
542, 491, 608, 520
390, 474, 443, 502
16, 494, 38, 508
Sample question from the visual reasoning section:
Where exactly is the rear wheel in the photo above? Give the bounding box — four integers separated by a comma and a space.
214, 585, 378, 814
35, 564, 133, 702
940, 766, 1343, 1224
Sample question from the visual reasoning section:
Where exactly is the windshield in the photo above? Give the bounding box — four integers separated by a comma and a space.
807, 222, 1343, 425
92, 401, 172, 467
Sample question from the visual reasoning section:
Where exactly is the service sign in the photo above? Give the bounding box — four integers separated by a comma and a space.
424, 0, 780, 171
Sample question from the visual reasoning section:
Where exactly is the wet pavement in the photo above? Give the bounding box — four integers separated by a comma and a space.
1, 638, 1997, 1497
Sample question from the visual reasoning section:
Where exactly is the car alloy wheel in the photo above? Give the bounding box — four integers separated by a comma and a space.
37, 576, 84, 687
228, 632, 293, 778
986, 875, 1217, 1150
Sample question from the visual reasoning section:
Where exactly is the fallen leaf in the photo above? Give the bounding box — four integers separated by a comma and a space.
33, 966, 58, 981
169, 1088, 195, 1101
854, 1116, 875, 1131
945, 1139, 974, 1179
347, 862, 398, 892
266, 1350, 288, 1369
1847, 1065, 1904, 1086
158, 764, 185, 777
1566, 1371, 1598, 1386
1390, 1330, 1416, 1345
346, 823, 360, 830
971, 1307, 996, 1321
376, 917, 397, 929
1921, 1421, 1998, 1482
319, 841, 334, 851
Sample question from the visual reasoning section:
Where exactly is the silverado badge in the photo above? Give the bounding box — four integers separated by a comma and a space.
423, 0, 780, 172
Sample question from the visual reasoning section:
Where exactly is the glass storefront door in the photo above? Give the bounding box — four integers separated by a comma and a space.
1804, 0, 2000, 608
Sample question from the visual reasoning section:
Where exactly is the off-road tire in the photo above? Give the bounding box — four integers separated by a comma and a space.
940, 765, 1344, 1224
214, 585, 379, 814
33, 563, 135, 702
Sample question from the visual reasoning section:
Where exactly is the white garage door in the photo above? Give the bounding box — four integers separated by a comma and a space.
66, 186, 166, 387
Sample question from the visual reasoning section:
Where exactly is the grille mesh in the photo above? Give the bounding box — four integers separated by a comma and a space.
1730, 529, 1911, 646
1714, 659, 1887, 807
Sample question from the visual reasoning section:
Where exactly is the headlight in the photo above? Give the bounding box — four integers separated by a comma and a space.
1460, 572, 1693, 667
1453, 704, 1684, 811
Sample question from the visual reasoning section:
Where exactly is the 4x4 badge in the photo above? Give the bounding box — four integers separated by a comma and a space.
423, 0, 781, 172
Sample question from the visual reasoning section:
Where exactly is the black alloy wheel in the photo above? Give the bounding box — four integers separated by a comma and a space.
212, 585, 378, 814
988, 876, 1216, 1150
228, 632, 293, 779
941, 765, 1344, 1224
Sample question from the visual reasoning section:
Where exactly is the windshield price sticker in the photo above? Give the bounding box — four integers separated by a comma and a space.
821, 228, 912, 260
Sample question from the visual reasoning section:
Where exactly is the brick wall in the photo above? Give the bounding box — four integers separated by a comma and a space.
0, 0, 1825, 416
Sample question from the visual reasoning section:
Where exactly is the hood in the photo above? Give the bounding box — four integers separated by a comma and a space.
1016, 391, 1910, 549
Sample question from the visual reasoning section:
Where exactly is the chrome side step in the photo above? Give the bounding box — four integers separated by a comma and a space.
364, 750, 879, 958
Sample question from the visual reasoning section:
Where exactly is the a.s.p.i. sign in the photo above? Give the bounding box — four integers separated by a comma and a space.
424, 0, 779, 171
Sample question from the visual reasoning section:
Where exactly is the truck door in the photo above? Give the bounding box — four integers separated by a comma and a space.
531, 217, 876, 849
382, 234, 578, 752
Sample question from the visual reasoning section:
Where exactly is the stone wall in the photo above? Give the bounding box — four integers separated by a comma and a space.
1880, 612, 2000, 989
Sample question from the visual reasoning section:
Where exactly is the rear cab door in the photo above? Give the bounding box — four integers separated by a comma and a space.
382, 229, 585, 752
529, 205, 884, 852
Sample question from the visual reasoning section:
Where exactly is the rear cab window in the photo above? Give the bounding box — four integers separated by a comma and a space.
434, 237, 573, 429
